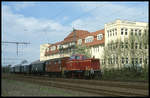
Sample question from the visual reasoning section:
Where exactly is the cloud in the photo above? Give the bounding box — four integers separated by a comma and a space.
2, 4, 72, 64
70, 2, 148, 32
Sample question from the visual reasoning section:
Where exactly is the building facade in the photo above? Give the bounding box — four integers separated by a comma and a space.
40, 19, 148, 70
104, 19, 148, 69
40, 29, 105, 63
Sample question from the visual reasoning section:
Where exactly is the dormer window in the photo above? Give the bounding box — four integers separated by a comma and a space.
97, 34, 103, 40
85, 36, 94, 43
51, 46, 56, 51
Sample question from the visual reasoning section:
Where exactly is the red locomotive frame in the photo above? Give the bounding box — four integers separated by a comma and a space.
45, 54, 101, 79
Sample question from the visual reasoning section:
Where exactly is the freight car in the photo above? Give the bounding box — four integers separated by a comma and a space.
21, 63, 32, 74
14, 64, 22, 73
10, 66, 15, 73
30, 60, 45, 75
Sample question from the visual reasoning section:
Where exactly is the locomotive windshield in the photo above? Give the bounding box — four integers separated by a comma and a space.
70, 55, 88, 60
70, 55, 80, 60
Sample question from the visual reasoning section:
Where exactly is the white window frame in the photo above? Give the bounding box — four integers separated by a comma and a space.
85, 36, 94, 43
97, 34, 103, 40
51, 46, 56, 51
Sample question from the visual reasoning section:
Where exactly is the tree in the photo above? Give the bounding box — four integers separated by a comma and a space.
73, 45, 91, 58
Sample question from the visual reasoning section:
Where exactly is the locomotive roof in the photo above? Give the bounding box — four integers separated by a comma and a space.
45, 57, 69, 62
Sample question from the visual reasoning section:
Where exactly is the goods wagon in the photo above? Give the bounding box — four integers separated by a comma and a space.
45, 57, 69, 77
23, 65, 31, 74
31, 60, 45, 74
10, 67, 15, 73
14, 65, 21, 73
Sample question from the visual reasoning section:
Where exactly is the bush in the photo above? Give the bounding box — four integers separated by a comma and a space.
101, 66, 148, 81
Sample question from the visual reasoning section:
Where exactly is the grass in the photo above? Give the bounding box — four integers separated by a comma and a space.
2, 78, 90, 96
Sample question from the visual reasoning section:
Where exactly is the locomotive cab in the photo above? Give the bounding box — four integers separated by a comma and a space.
65, 54, 101, 79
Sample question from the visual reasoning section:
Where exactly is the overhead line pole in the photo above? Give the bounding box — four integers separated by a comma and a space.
73, 27, 76, 55
2, 41, 30, 56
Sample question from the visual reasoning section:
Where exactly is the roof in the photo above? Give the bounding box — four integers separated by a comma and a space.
30, 60, 45, 64
45, 29, 105, 56
63, 30, 90, 43
83, 29, 105, 46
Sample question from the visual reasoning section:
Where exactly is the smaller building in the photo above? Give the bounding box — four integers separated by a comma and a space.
40, 29, 105, 63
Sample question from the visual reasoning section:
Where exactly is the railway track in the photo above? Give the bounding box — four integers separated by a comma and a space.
2, 74, 149, 96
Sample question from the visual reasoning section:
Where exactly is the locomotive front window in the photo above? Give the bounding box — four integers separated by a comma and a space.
76, 56, 80, 60
70, 56, 75, 60
58, 60, 61, 64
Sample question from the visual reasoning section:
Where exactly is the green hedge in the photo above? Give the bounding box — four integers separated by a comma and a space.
101, 66, 148, 82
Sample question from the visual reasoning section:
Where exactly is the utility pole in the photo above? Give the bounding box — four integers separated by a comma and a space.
2, 41, 30, 56
73, 27, 76, 55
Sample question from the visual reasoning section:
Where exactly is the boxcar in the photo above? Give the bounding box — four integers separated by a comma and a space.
10, 67, 15, 73
14, 65, 22, 73
24, 65, 31, 74
30, 60, 45, 75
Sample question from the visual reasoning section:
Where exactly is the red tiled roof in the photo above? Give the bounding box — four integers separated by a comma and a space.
45, 29, 105, 56
84, 29, 105, 46
63, 30, 90, 43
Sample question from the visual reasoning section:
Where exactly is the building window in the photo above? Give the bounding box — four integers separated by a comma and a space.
110, 30, 112, 36
114, 29, 117, 35
116, 42, 118, 48
111, 58, 112, 64
131, 42, 134, 49
132, 58, 134, 65
122, 57, 124, 64
135, 29, 137, 36
97, 34, 103, 40
125, 28, 128, 35
126, 58, 128, 64
144, 29, 147, 33
140, 58, 142, 64
107, 30, 109, 37
85, 36, 94, 43
145, 58, 148, 64
112, 29, 114, 36
116, 57, 118, 64
125, 42, 128, 48
104, 59, 105, 64
121, 28, 124, 35
145, 43, 147, 49
113, 43, 115, 49
139, 43, 142, 49
135, 58, 138, 64
139, 30, 141, 36
135, 43, 138, 49
51, 46, 56, 51
121, 42, 124, 48
131, 29, 133, 35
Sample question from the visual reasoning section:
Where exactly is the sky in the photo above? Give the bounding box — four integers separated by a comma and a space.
2, 1, 149, 66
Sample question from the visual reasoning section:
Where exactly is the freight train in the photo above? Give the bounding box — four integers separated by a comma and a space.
10, 54, 102, 79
